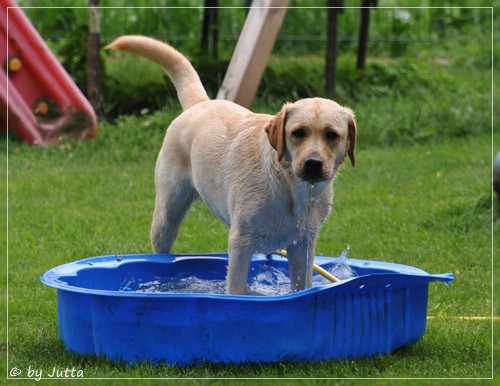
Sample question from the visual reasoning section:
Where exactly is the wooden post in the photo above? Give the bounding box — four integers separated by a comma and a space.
325, 0, 343, 97
87, 0, 100, 116
216, 0, 289, 108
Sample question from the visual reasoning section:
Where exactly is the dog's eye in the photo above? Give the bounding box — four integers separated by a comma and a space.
292, 128, 306, 138
325, 131, 339, 141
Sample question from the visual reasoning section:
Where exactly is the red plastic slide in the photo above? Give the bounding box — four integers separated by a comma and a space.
1, 0, 97, 145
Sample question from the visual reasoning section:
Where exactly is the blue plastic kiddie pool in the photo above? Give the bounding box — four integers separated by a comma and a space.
40, 253, 453, 365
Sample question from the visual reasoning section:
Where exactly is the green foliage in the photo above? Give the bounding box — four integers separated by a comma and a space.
46, 22, 111, 114
341, 59, 443, 99
103, 52, 228, 116
55, 25, 91, 91
15, 4, 492, 134
191, 54, 230, 99
19, 2, 492, 57
259, 56, 325, 102
103, 52, 175, 117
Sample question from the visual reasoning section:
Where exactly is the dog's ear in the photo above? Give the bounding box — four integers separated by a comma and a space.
346, 109, 357, 167
265, 104, 289, 162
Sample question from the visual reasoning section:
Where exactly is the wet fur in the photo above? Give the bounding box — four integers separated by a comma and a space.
107, 35, 357, 294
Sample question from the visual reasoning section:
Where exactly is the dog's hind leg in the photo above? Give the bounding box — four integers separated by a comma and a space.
150, 177, 197, 254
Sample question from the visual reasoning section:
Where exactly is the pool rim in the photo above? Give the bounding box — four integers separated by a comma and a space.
40, 253, 454, 300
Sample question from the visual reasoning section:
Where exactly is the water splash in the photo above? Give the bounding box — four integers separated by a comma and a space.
305, 183, 316, 288
329, 244, 356, 281
308, 183, 315, 204
341, 244, 350, 260
119, 274, 136, 292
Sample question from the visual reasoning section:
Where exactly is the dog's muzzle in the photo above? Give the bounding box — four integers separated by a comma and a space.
301, 155, 328, 183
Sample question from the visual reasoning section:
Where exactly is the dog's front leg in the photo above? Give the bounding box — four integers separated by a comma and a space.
226, 230, 253, 295
287, 241, 315, 291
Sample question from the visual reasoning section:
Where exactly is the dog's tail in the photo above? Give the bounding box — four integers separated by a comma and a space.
106, 35, 210, 111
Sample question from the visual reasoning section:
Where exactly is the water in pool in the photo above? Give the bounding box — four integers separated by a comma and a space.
119, 250, 356, 296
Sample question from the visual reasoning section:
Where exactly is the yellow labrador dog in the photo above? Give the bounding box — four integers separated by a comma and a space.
107, 35, 357, 295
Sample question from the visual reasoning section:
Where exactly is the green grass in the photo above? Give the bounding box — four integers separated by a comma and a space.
5, 119, 494, 381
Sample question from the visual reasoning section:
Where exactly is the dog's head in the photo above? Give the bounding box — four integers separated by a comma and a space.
265, 98, 357, 183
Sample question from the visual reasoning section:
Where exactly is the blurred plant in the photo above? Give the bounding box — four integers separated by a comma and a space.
56, 22, 110, 114
390, 9, 412, 57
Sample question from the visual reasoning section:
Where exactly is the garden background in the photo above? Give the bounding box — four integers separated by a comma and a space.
2, 0, 497, 383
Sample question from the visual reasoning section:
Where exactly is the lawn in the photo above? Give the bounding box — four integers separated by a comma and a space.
4, 117, 494, 381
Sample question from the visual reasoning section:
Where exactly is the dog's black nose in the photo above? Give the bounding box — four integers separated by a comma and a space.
302, 156, 324, 182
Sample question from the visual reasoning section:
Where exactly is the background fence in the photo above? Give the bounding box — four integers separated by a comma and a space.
18, 0, 492, 59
